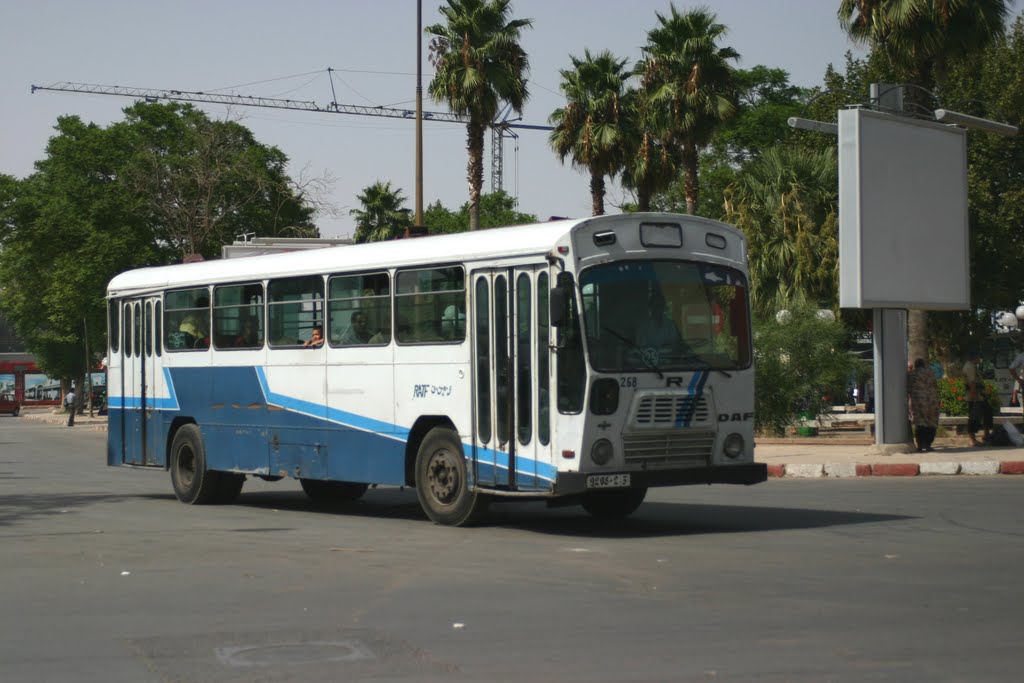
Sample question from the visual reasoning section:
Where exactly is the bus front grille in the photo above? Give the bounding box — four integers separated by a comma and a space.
633, 395, 710, 427
622, 430, 715, 467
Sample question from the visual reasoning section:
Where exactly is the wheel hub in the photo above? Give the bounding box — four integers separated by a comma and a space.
427, 451, 459, 504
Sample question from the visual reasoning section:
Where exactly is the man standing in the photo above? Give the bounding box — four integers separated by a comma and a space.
64, 386, 76, 427
963, 350, 991, 446
1010, 349, 1024, 407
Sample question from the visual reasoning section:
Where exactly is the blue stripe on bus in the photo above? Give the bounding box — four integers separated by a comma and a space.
110, 365, 557, 489
254, 367, 409, 441
676, 371, 709, 428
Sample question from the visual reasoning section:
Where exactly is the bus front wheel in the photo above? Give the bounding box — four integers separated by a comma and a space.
169, 424, 220, 505
581, 488, 647, 520
415, 427, 489, 526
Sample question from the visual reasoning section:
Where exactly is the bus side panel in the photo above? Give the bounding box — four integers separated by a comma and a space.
326, 360, 405, 484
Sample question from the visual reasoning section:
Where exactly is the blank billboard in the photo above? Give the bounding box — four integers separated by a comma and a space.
838, 108, 969, 309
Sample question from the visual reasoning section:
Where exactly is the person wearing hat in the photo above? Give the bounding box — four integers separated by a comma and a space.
962, 349, 991, 446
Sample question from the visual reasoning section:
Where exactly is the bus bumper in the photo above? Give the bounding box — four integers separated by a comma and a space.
554, 463, 768, 496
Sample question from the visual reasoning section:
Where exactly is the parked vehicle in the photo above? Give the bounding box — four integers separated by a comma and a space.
0, 392, 21, 417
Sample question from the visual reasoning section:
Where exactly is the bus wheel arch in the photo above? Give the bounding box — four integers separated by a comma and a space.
165, 417, 198, 471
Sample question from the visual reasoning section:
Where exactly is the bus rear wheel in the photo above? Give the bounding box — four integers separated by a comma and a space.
415, 427, 489, 526
169, 424, 220, 505
581, 488, 647, 520
300, 479, 369, 503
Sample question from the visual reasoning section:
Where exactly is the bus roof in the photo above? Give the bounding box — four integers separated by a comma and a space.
106, 213, 741, 297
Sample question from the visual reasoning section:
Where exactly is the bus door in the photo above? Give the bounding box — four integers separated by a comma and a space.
471, 266, 551, 490
120, 297, 165, 465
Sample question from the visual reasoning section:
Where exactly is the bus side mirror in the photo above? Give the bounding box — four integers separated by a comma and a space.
550, 288, 567, 327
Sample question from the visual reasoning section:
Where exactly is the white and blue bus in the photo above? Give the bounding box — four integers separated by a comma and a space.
106, 213, 765, 525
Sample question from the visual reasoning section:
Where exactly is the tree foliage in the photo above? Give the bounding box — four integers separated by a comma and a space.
724, 146, 839, 316
423, 190, 537, 234
549, 49, 632, 216
0, 104, 318, 380
426, 0, 532, 230
350, 181, 411, 243
123, 103, 316, 258
753, 300, 861, 436
637, 5, 739, 214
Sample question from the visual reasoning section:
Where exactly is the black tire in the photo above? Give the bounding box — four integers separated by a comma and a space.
414, 427, 489, 526
12, 406, 19, 417
169, 424, 220, 505
581, 487, 648, 520
299, 478, 369, 503
215, 473, 246, 504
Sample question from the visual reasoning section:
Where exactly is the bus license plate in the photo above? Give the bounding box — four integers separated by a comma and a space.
586, 473, 631, 489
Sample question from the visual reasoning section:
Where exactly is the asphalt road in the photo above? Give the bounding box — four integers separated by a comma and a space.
1, 416, 1022, 682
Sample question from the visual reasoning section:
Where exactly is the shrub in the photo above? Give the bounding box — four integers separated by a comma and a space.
753, 301, 861, 436
937, 376, 1000, 416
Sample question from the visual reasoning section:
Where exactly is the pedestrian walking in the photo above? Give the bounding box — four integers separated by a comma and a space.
64, 387, 76, 427
962, 350, 991, 446
907, 358, 939, 452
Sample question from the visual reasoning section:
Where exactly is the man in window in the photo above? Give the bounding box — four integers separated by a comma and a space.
340, 312, 373, 345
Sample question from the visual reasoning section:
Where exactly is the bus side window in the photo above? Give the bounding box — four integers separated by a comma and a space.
395, 266, 465, 344
268, 275, 324, 347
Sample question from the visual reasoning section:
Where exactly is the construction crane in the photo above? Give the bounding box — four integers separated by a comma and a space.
30, 72, 552, 195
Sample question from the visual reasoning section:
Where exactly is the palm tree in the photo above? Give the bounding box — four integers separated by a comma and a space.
618, 88, 680, 212
839, 0, 1010, 93
724, 146, 839, 316
838, 0, 1011, 361
426, 0, 532, 230
549, 50, 631, 216
350, 181, 411, 243
637, 5, 739, 215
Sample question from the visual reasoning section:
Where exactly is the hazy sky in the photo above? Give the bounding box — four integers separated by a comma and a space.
0, 0, 932, 239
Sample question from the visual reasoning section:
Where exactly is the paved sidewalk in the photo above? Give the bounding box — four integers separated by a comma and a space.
16, 408, 1024, 478
756, 437, 1024, 478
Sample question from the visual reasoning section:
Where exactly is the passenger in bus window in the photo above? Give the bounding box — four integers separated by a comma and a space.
303, 324, 324, 348
339, 312, 373, 345
179, 296, 210, 348
233, 316, 259, 348
441, 304, 466, 340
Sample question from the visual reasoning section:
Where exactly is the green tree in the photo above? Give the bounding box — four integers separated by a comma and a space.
122, 102, 317, 259
650, 66, 809, 218
0, 117, 157, 383
423, 190, 537, 234
637, 5, 739, 215
549, 49, 632, 216
724, 146, 839, 316
838, 0, 1012, 363
753, 299, 861, 436
426, 0, 532, 230
350, 181, 412, 243
928, 14, 1024, 358
0, 105, 319, 379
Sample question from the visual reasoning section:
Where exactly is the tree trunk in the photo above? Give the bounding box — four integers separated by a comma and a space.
637, 182, 651, 212
83, 316, 94, 417
908, 309, 928, 365
682, 141, 699, 215
466, 120, 485, 230
590, 171, 605, 216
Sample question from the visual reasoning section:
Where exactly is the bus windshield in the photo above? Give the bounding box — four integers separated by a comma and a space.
580, 260, 751, 373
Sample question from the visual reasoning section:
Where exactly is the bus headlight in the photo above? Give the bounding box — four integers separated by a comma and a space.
590, 438, 614, 465
723, 433, 745, 459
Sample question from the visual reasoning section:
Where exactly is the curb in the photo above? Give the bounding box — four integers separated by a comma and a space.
767, 461, 1024, 478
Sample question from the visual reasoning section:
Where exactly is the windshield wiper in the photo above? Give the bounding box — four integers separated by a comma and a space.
602, 326, 664, 379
